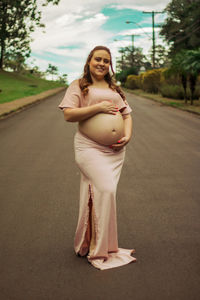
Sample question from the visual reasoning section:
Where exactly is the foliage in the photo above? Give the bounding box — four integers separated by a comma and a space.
28, 65, 46, 78
141, 69, 163, 93
182, 48, 200, 77
167, 48, 200, 104
182, 48, 200, 104
116, 66, 138, 84
0, 0, 60, 70
148, 45, 170, 68
160, 0, 200, 55
58, 74, 68, 85
159, 84, 185, 99
46, 63, 59, 80
124, 75, 139, 90
116, 46, 148, 74
160, 84, 200, 100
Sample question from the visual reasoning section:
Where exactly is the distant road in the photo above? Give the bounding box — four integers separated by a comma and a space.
0, 91, 200, 300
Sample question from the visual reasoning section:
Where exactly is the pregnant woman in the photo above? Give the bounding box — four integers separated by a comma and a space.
58, 45, 136, 270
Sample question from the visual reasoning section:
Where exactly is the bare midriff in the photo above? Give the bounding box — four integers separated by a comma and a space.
78, 111, 124, 145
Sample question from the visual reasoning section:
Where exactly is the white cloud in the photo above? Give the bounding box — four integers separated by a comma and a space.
119, 27, 160, 38
29, 0, 171, 82
31, 11, 110, 52
83, 13, 108, 24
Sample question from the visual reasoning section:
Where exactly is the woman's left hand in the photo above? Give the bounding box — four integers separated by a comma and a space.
110, 136, 130, 151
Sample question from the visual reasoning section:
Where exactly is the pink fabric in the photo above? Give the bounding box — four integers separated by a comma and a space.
58, 80, 132, 115
58, 80, 136, 270
73, 131, 136, 270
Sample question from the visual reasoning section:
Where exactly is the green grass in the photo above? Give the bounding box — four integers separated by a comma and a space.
123, 88, 200, 115
0, 70, 66, 104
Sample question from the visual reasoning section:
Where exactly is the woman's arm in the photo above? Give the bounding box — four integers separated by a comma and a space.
122, 113, 133, 141
111, 114, 133, 150
63, 101, 118, 122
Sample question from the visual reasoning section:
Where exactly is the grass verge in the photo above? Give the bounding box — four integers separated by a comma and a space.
0, 70, 66, 104
123, 88, 200, 115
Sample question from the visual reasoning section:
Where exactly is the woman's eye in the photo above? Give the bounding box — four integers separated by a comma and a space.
95, 57, 101, 61
104, 59, 110, 64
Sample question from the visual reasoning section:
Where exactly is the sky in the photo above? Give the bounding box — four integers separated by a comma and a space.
28, 0, 171, 83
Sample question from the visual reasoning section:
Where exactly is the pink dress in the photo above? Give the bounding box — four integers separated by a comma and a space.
58, 80, 136, 270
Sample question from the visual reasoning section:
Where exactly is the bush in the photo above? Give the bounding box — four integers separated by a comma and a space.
124, 75, 139, 89
160, 84, 200, 100
116, 66, 138, 84
159, 84, 185, 99
141, 69, 163, 93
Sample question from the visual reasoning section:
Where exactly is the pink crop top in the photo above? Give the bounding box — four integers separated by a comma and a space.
58, 80, 132, 115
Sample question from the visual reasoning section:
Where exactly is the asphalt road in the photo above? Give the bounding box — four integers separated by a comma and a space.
0, 91, 200, 300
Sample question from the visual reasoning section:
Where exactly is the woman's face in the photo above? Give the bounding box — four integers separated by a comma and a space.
88, 50, 111, 80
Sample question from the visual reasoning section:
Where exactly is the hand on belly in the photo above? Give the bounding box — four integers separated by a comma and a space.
79, 112, 124, 145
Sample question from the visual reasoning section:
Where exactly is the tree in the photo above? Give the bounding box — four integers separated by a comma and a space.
58, 73, 68, 85
160, 0, 200, 55
166, 48, 200, 104
0, 0, 60, 70
116, 67, 138, 85
116, 46, 147, 75
165, 51, 188, 102
182, 48, 200, 104
4, 52, 27, 72
148, 45, 170, 68
46, 63, 59, 80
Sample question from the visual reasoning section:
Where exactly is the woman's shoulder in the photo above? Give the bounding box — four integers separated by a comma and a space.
68, 79, 81, 93
69, 79, 80, 87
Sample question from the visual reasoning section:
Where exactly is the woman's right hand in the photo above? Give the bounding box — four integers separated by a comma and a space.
98, 101, 118, 115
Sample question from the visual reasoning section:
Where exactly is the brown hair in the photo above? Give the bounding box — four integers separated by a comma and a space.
79, 45, 126, 101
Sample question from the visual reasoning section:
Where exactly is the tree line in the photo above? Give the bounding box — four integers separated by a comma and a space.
0, 0, 199, 95
116, 0, 200, 104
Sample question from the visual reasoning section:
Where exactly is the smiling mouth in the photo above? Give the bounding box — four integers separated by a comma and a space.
96, 67, 105, 72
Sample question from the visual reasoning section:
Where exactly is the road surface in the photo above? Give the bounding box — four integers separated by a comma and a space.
0, 91, 200, 300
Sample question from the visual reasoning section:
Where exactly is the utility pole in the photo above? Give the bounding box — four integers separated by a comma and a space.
127, 34, 140, 67
143, 11, 163, 68
118, 48, 126, 71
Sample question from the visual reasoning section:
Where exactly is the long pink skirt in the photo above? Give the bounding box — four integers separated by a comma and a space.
73, 130, 136, 270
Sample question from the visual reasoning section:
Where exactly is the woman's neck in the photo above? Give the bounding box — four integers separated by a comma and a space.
90, 74, 108, 88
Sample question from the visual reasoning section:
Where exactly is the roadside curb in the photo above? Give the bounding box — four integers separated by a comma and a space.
0, 86, 66, 120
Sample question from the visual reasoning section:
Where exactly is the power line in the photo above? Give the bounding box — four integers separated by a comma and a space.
126, 21, 151, 39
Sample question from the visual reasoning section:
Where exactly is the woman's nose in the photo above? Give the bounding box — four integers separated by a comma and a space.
99, 59, 104, 65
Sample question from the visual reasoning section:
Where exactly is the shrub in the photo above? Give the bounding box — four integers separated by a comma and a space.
116, 66, 138, 84
137, 73, 144, 89
162, 69, 182, 85
159, 84, 185, 99
141, 69, 163, 93
124, 75, 139, 89
160, 84, 200, 100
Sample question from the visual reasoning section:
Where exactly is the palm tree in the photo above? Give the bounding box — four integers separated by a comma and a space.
166, 51, 187, 102
182, 49, 200, 105
166, 49, 200, 105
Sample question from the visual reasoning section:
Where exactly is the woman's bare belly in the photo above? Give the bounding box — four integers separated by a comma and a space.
78, 112, 124, 145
